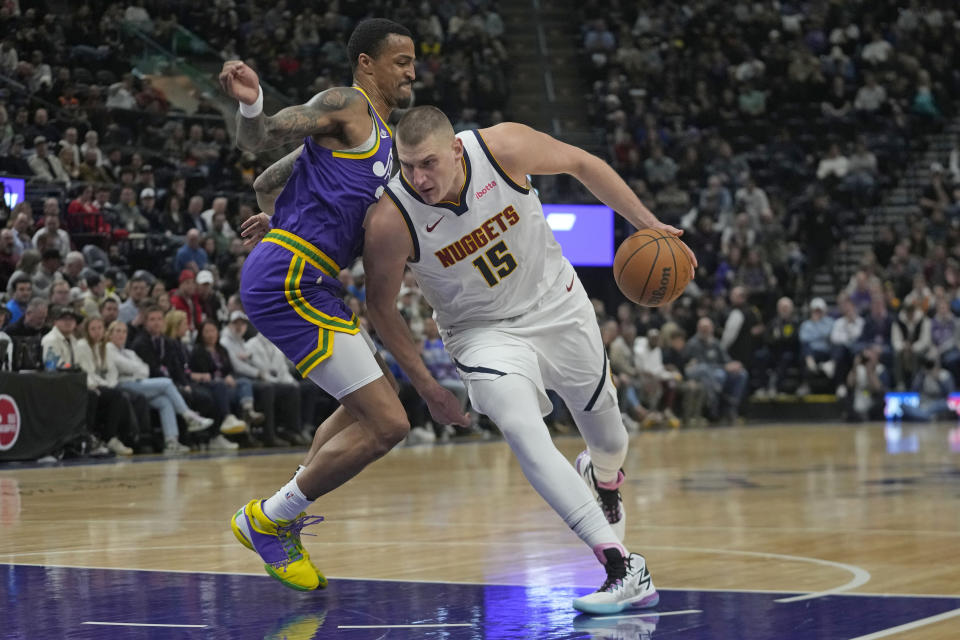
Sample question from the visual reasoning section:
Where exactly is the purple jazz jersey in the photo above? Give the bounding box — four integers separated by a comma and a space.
240, 90, 392, 375
270, 109, 394, 271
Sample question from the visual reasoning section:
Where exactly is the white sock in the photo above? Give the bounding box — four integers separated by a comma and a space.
262, 477, 312, 523
565, 499, 625, 551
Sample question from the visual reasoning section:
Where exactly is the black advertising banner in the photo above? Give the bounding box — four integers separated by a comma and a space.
0, 372, 88, 462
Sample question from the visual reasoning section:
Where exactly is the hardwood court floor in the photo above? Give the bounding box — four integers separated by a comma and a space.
1, 422, 959, 639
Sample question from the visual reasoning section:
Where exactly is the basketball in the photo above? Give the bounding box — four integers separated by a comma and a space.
613, 230, 694, 306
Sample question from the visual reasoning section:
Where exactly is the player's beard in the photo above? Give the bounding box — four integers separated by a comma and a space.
395, 86, 414, 108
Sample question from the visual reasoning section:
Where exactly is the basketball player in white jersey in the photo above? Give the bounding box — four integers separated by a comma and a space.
362, 106, 697, 614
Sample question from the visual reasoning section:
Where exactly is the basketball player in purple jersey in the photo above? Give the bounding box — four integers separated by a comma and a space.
218, 19, 469, 592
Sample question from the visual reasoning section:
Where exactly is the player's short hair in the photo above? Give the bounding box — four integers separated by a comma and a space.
396, 106, 454, 146
347, 19, 413, 71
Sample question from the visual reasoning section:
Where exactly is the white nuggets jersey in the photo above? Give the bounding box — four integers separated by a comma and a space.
384, 129, 567, 331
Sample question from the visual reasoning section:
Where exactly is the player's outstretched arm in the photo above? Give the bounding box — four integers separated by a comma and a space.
482, 123, 698, 267
364, 197, 470, 427
220, 61, 362, 152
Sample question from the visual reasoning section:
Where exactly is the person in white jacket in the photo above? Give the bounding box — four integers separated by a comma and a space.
106, 320, 216, 455
220, 310, 302, 446
246, 327, 308, 445
76, 315, 137, 455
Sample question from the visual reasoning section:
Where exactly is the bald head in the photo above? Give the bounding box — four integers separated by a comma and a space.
396, 105, 454, 147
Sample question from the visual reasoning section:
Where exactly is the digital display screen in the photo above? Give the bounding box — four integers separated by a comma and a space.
0, 176, 25, 210
883, 392, 920, 420
542, 203, 614, 267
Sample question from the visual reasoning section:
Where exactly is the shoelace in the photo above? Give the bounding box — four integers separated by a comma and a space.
596, 485, 621, 522
271, 515, 325, 569
599, 555, 631, 593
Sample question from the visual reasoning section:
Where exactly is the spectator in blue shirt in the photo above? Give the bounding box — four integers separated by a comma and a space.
798, 297, 836, 392
174, 229, 208, 273
5, 274, 32, 324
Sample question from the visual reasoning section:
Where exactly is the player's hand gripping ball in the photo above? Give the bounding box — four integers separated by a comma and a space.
613, 229, 694, 306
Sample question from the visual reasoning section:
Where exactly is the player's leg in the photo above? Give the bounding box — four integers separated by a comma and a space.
299, 351, 397, 469
232, 331, 407, 591
468, 374, 657, 614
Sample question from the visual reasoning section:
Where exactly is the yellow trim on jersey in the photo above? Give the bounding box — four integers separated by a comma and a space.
283, 256, 360, 334
476, 129, 531, 193
330, 87, 392, 159
353, 86, 392, 136
263, 229, 340, 279
296, 327, 333, 377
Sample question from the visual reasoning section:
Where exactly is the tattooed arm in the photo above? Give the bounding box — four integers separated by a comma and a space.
253, 145, 303, 215
221, 61, 364, 152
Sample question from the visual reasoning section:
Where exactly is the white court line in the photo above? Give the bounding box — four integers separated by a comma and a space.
846, 608, 960, 639
585, 609, 702, 620
83, 622, 207, 628
338, 624, 473, 629
646, 545, 871, 603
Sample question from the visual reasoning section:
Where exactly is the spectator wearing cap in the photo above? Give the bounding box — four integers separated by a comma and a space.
28, 135, 70, 184
5, 274, 32, 323
40, 305, 82, 369
218, 310, 290, 445
138, 188, 163, 232
31, 248, 62, 295
196, 269, 226, 324
170, 269, 204, 334
81, 273, 107, 318
798, 298, 836, 392
174, 229, 208, 273
135, 164, 158, 196
33, 200, 71, 259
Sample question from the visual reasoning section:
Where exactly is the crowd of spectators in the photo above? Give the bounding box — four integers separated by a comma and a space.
0, 1, 510, 457
5, 1, 960, 459
566, 1, 960, 425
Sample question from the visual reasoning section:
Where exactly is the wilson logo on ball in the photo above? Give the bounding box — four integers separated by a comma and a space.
0, 395, 21, 452
647, 267, 672, 306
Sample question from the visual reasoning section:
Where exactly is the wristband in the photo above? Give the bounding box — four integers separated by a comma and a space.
238, 85, 264, 118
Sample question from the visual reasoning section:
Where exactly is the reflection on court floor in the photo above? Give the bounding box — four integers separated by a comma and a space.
3, 564, 959, 639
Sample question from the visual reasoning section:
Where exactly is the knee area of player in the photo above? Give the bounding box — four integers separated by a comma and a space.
372, 414, 410, 450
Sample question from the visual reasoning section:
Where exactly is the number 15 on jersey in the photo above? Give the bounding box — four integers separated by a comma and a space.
472, 240, 518, 287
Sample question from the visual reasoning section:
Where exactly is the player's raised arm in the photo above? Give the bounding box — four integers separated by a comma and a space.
364, 196, 470, 427
482, 122, 697, 267
220, 61, 363, 152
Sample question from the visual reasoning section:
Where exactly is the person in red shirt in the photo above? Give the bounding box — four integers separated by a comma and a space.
170, 269, 205, 335
67, 184, 110, 234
